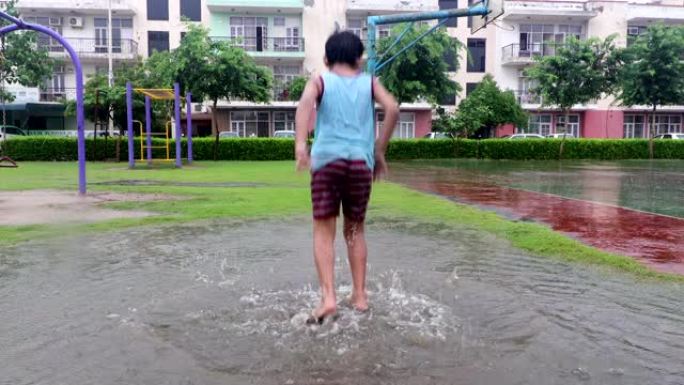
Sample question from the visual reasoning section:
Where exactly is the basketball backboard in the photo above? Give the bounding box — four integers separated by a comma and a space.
471, 0, 504, 34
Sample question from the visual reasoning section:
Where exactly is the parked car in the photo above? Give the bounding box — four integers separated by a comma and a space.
653, 133, 684, 140
219, 131, 239, 138
273, 130, 295, 138
507, 133, 545, 139
423, 132, 453, 139
0, 125, 26, 139
546, 133, 576, 139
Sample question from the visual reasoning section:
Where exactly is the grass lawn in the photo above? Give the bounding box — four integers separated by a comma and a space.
1, 161, 682, 283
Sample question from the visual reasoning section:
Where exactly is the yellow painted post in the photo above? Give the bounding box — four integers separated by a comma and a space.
165, 121, 172, 161
133, 120, 143, 161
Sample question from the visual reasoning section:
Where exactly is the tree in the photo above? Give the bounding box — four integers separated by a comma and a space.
615, 24, 684, 158
376, 24, 460, 105
0, 0, 54, 103
286, 76, 307, 101
431, 107, 458, 134
169, 24, 272, 157
526, 35, 621, 156
453, 75, 527, 138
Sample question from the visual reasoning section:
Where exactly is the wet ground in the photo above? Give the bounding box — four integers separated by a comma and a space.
2, 220, 683, 385
390, 160, 684, 275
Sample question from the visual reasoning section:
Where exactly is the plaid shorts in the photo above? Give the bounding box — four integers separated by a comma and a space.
311, 159, 373, 222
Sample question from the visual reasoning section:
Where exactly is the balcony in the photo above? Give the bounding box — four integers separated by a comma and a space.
503, 1, 597, 21
514, 90, 542, 106
211, 37, 305, 59
347, 0, 437, 13
502, 43, 569, 66
207, 0, 303, 13
16, 0, 135, 14
40, 88, 77, 102
41, 38, 138, 61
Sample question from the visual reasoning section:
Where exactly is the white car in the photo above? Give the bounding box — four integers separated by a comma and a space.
0, 125, 26, 139
653, 133, 684, 140
219, 131, 239, 138
423, 132, 453, 139
546, 133, 576, 139
273, 130, 295, 138
506, 133, 545, 139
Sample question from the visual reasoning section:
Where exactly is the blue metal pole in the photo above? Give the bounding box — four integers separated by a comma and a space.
174, 83, 182, 168
186, 92, 193, 164
366, 20, 377, 74
145, 96, 152, 165
126, 82, 135, 168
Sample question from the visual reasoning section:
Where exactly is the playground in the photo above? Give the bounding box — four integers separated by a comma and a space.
1, 161, 684, 385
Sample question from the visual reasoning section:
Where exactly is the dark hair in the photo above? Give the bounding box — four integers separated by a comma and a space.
325, 30, 365, 68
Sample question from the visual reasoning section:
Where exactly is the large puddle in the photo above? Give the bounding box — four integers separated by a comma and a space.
1, 220, 683, 384
391, 160, 684, 275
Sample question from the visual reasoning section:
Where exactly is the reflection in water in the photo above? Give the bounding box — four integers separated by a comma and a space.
391, 161, 684, 275
1, 221, 683, 384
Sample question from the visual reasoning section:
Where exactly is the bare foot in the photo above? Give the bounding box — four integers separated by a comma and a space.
347, 293, 369, 312
307, 300, 337, 325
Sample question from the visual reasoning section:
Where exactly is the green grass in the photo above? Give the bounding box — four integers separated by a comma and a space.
1, 161, 682, 283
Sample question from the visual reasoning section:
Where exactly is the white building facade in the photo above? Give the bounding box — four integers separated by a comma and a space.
6, 0, 684, 138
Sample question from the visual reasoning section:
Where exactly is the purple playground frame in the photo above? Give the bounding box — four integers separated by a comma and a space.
0, 12, 87, 194
126, 82, 193, 168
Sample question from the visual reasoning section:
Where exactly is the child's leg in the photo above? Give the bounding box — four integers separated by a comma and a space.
313, 217, 338, 317
343, 219, 368, 311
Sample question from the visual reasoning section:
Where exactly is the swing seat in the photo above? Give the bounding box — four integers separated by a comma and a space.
0, 155, 17, 168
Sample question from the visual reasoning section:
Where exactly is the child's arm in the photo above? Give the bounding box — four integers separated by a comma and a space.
372, 77, 399, 180
294, 76, 321, 171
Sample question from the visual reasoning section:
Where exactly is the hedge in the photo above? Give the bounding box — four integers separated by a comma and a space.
3, 136, 684, 161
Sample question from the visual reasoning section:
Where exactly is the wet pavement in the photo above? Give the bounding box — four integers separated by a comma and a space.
1, 220, 683, 384
390, 160, 684, 275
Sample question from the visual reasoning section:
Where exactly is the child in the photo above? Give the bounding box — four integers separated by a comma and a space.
295, 30, 399, 323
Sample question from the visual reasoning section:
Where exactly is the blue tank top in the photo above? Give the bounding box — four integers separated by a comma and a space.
311, 72, 375, 171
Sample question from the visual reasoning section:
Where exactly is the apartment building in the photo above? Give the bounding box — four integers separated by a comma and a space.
493, 0, 684, 138
7, 0, 684, 138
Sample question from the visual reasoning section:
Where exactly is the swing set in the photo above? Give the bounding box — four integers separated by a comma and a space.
0, 9, 86, 192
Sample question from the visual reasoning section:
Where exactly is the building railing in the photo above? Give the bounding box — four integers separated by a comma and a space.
513, 90, 542, 105
502, 42, 578, 63
39, 87, 77, 102
211, 36, 305, 53
39, 38, 138, 56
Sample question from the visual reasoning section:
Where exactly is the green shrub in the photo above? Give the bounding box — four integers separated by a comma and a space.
3, 136, 684, 161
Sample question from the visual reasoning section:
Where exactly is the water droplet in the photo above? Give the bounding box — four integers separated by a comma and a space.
571, 367, 591, 381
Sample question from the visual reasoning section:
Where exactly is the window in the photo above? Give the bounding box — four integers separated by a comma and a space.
467, 0, 473, 29
525, 114, 552, 136
467, 38, 486, 72
148, 31, 170, 56
274, 17, 286, 27
440, 90, 456, 105
654, 115, 682, 135
519, 24, 582, 57
439, 0, 458, 27
40, 65, 66, 101
180, 0, 201, 22
348, 18, 364, 38
24, 17, 63, 52
274, 111, 295, 132
627, 25, 647, 46
94, 18, 133, 53
466, 82, 479, 97
624, 115, 645, 138
377, 112, 416, 139
147, 0, 169, 20
378, 25, 391, 38
273, 65, 301, 100
443, 38, 458, 72
230, 16, 269, 52
556, 114, 580, 137
230, 111, 270, 137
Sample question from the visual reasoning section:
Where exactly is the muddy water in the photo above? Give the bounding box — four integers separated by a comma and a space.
1, 220, 683, 384
390, 160, 684, 274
